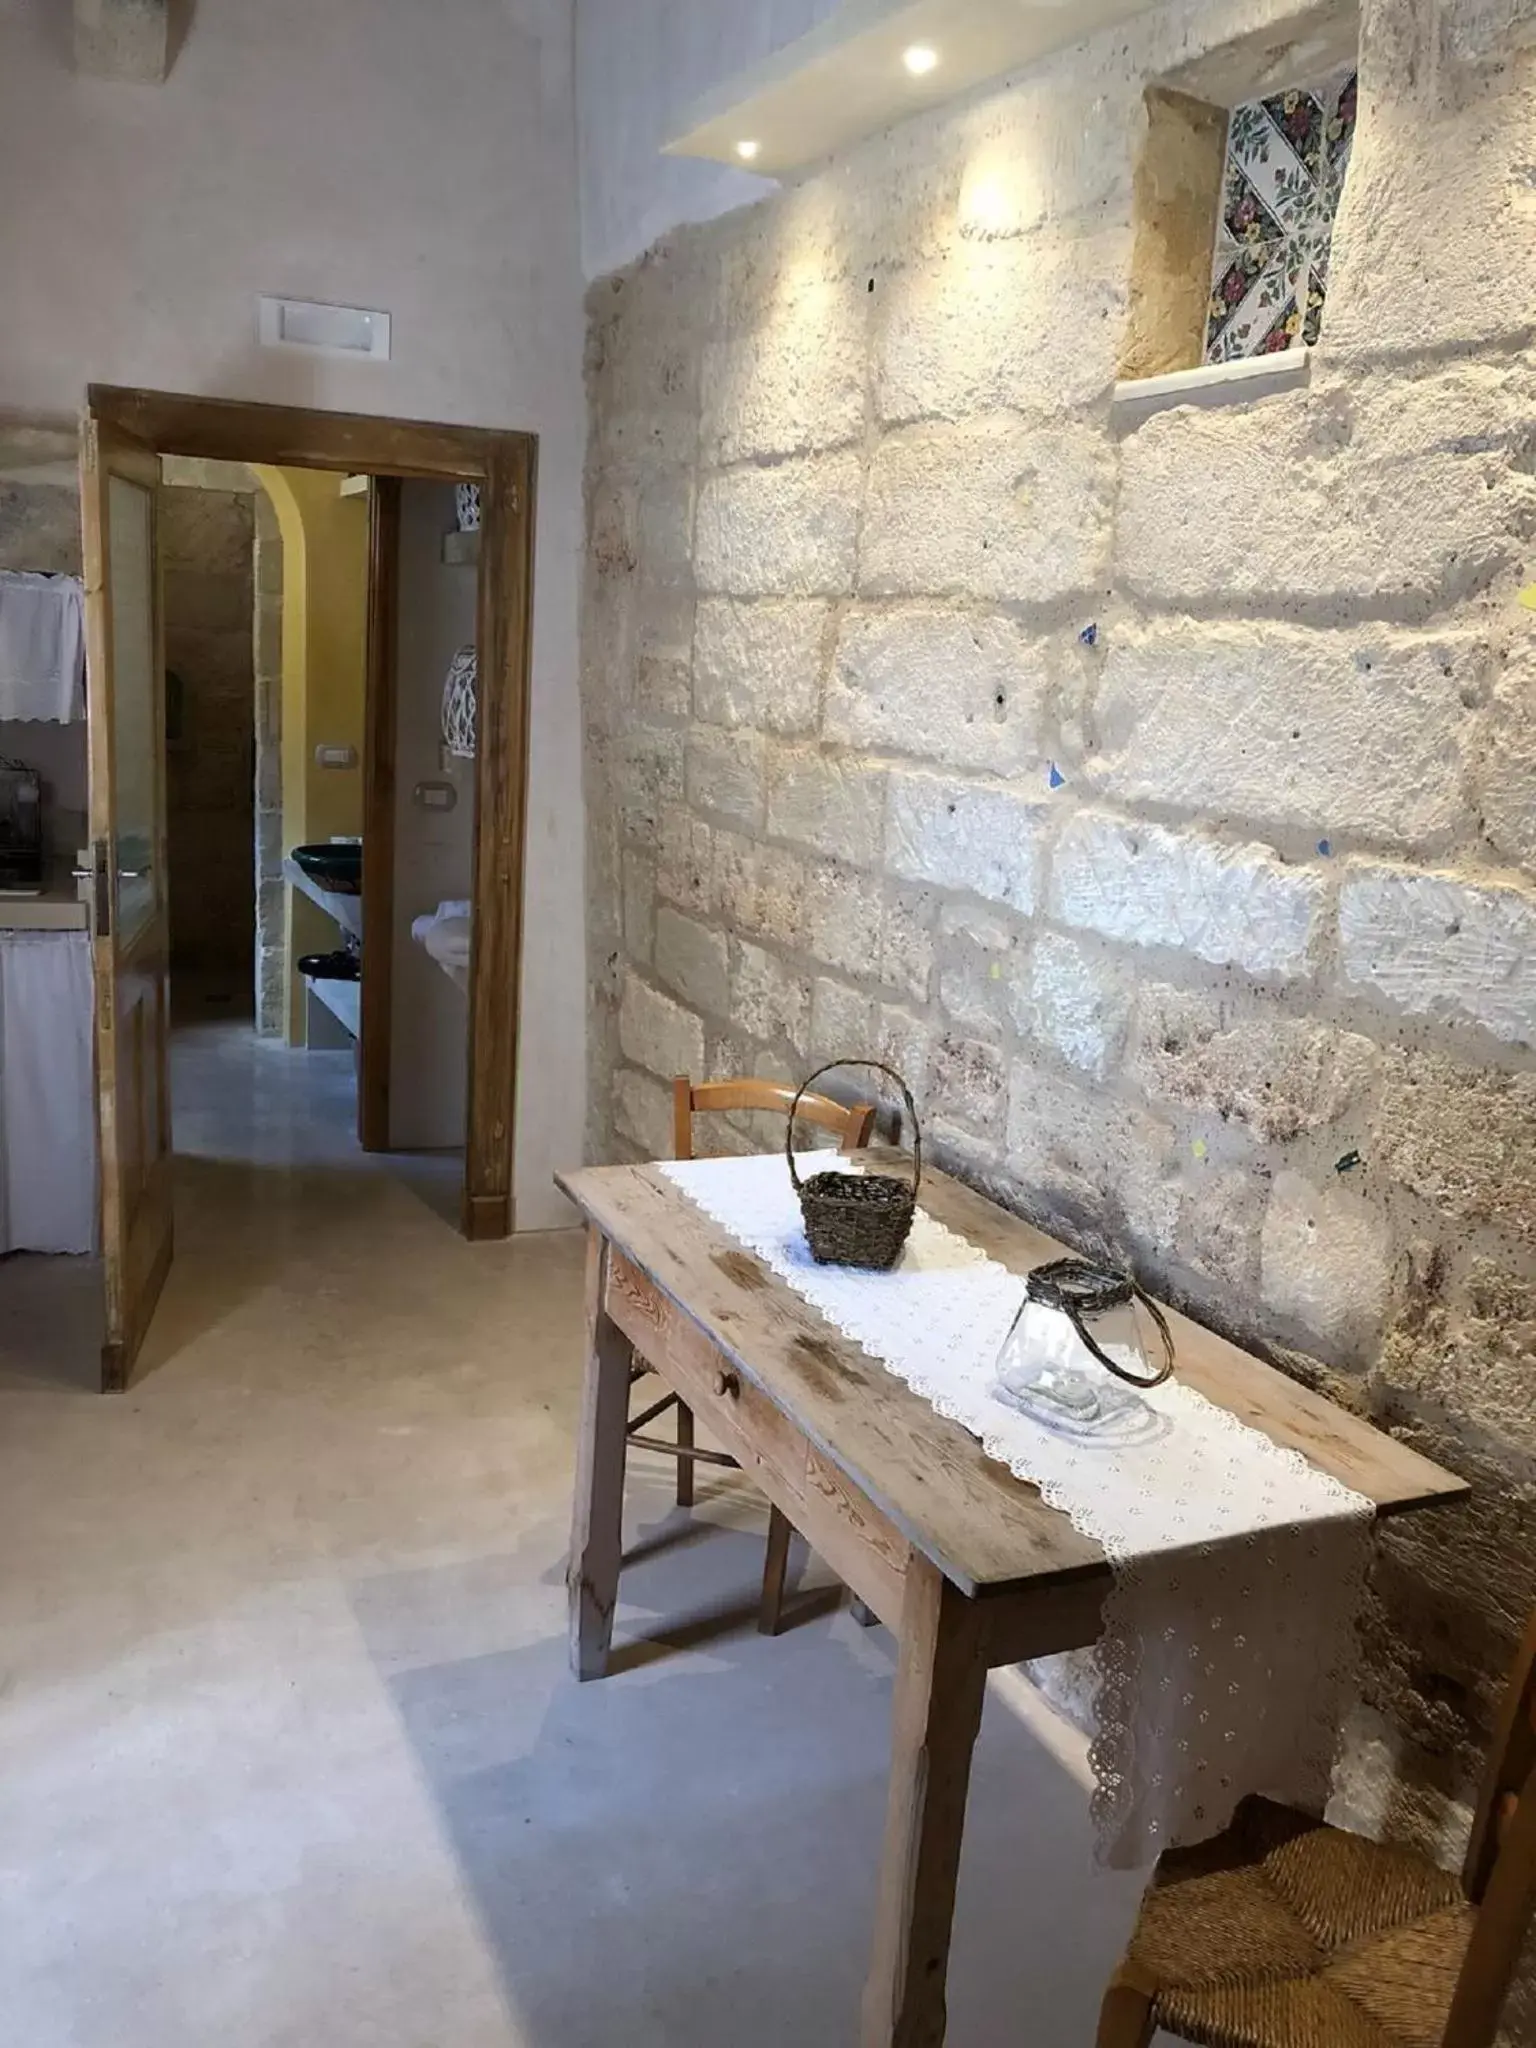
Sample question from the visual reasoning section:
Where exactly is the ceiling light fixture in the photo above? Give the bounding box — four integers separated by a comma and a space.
902, 44, 939, 76
736, 138, 762, 161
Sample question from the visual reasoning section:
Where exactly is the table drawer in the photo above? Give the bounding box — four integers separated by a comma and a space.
604, 1247, 908, 1623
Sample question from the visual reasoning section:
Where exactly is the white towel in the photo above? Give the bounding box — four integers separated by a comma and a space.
0, 572, 86, 722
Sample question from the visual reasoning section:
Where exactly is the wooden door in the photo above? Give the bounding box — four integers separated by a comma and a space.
79, 409, 173, 1392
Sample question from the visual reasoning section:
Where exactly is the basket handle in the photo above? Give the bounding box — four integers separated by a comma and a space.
785, 1061, 922, 1200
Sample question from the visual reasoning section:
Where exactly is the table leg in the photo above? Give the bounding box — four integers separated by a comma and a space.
567, 1229, 632, 1682
861, 1553, 988, 2048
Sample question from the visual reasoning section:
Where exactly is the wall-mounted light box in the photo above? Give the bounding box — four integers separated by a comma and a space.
258, 296, 391, 360
664, 0, 1161, 178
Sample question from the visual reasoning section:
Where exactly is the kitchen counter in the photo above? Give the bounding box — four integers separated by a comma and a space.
0, 870, 89, 931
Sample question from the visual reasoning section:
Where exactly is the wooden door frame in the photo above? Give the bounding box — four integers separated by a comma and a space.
89, 387, 538, 1241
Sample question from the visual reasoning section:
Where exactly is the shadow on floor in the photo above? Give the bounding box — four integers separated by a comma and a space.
0, 1248, 103, 1393
351, 1490, 1138, 2048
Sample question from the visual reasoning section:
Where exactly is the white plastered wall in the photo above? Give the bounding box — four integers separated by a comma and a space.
0, 0, 586, 1229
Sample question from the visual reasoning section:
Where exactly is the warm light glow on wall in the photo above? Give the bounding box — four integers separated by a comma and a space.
960, 170, 1015, 238
903, 44, 940, 76
736, 138, 761, 161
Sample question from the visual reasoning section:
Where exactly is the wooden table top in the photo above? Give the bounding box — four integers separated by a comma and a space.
556, 1155, 1469, 1599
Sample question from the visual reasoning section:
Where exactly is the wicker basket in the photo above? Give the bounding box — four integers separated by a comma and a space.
787, 1061, 921, 1271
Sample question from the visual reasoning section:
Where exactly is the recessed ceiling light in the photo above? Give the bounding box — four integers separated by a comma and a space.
903, 44, 939, 76
736, 138, 762, 161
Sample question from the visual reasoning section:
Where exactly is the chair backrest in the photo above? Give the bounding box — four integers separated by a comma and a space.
671, 1075, 875, 1163
1443, 1605, 1536, 2048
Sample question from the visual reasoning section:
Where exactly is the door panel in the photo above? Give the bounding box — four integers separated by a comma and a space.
80, 411, 173, 1392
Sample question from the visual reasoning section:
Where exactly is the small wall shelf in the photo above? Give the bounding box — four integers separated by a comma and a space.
1112, 348, 1312, 429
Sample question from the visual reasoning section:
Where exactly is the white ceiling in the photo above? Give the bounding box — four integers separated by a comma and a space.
663, 0, 1164, 177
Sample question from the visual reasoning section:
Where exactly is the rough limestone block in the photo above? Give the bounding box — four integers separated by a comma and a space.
635, 468, 695, 591
862, 415, 1113, 603
928, 1033, 1007, 1141
693, 599, 826, 734
685, 727, 765, 832
936, 902, 1026, 1038
586, 256, 704, 471
621, 854, 655, 964
880, 888, 937, 1003
828, 607, 1047, 775
632, 587, 694, 719
732, 943, 810, 1050
1050, 812, 1323, 980
803, 857, 883, 976
616, 723, 684, 840
886, 770, 1046, 913
655, 805, 712, 918
618, 972, 705, 1082
1371, 1050, 1536, 1250
1129, 987, 1379, 1144
1007, 1067, 1180, 1251
1115, 365, 1534, 620
1339, 863, 1536, 1047
1326, 50, 1536, 360
1179, 1168, 1264, 1294
1477, 646, 1536, 874
766, 750, 886, 867
1029, 932, 1133, 1080
1380, 1261, 1536, 1464
874, 225, 1130, 426
877, 1005, 936, 1096
809, 977, 878, 1064
695, 453, 861, 597
1360, 1417, 1536, 1787
939, 54, 1139, 237
654, 908, 729, 1016
615, 1068, 676, 1159
1090, 625, 1475, 847
702, 274, 868, 463
1261, 1171, 1395, 1359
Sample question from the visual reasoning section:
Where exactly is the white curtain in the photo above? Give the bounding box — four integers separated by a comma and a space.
0, 930, 97, 1254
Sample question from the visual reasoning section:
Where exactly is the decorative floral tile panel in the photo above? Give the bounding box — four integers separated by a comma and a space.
1206, 68, 1357, 362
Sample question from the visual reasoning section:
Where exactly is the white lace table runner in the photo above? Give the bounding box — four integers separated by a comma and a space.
659, 1152, 1371, 1870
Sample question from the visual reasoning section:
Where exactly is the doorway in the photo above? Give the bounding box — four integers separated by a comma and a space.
82, 389, 537, 1390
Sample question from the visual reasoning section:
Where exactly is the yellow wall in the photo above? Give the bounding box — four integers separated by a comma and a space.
253, 467, 369, 1042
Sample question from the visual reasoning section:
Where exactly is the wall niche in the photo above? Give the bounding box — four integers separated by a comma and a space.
1121, 1, 1360, 382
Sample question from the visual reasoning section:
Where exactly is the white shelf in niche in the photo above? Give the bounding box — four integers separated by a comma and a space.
1112, 348, 1312, 427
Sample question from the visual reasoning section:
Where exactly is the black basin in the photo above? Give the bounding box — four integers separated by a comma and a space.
291, 842, 362, 895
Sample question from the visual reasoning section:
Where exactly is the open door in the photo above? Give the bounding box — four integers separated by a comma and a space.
79, 410, 173, 1393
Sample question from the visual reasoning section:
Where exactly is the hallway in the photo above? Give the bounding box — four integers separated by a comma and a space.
0, 1027, 1142, 2047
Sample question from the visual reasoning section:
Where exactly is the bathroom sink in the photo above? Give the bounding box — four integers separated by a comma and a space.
291, 843, 362, 895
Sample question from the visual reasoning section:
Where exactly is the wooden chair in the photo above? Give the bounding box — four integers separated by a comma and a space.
621, 1075, 875, 1636
1098, 1603, 1536, 2048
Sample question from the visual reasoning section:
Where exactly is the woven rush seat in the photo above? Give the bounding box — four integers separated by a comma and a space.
1128, 1796, 1473, 2048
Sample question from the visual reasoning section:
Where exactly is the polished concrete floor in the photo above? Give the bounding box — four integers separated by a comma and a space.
0, 1021, 1148, 2046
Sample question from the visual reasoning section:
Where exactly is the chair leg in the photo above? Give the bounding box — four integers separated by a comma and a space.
1096, 1962, 1158, 2048
675, 1401, 695, 1509
759, 1505, 794, 1635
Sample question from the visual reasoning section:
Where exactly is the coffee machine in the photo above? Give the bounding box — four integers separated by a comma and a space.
0, 759, 44, 895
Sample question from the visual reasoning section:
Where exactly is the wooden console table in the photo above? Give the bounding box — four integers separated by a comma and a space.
556, 1157, 1466, 2048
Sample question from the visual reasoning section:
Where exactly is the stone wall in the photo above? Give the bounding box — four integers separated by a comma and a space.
159, 483, 256, 993
580, 0, 1536, 1978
